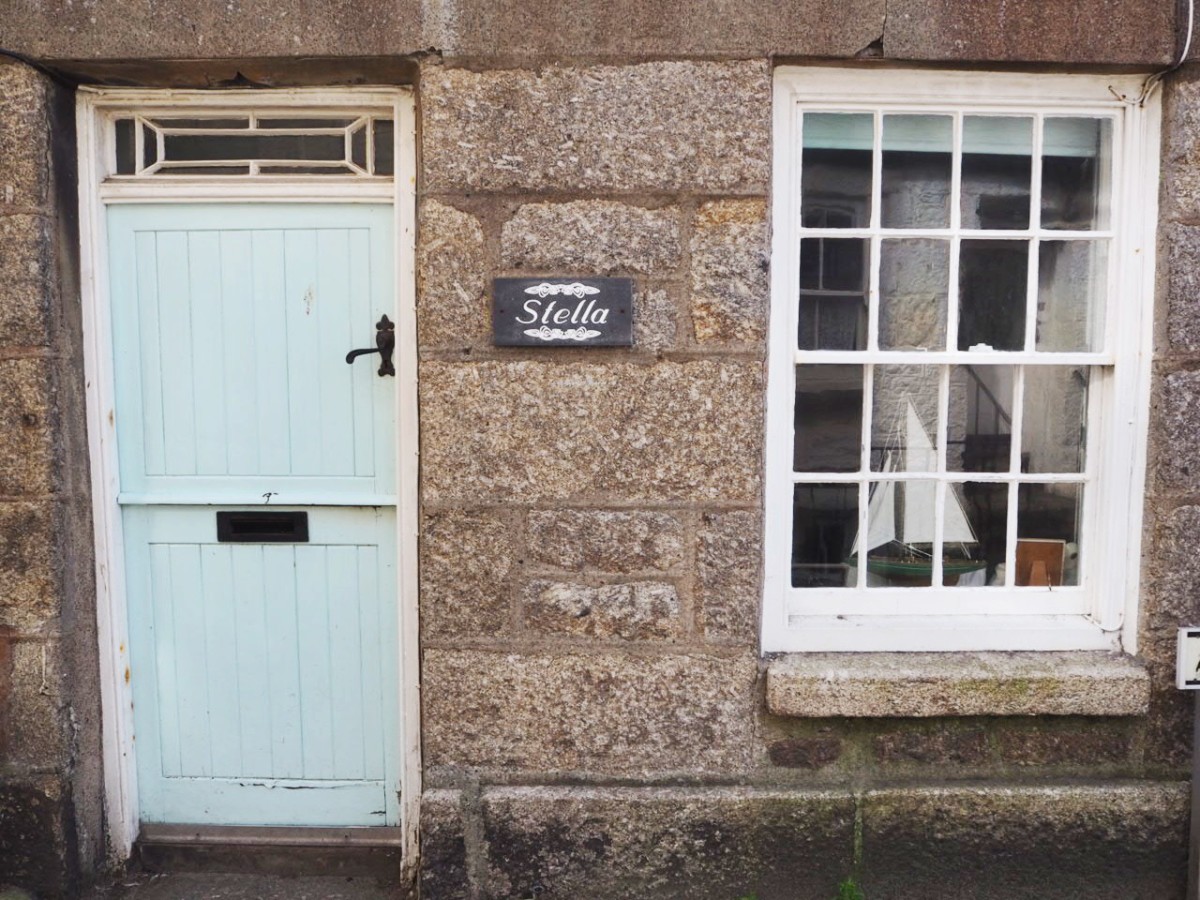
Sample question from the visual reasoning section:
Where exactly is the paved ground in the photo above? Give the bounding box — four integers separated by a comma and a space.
81, 873, 399, 899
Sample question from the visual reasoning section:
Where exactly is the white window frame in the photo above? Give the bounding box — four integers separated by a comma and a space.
763, 68, 1161, 653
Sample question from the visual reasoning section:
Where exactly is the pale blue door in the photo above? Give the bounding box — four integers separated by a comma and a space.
107, 203, 399, 827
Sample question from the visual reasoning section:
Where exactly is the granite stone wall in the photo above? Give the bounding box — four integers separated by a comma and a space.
412, 54, 1192, 899
0, 3, 1196, 897
0, 60, 102, 898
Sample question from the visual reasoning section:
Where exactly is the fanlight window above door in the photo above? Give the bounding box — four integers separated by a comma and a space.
111, 113, 395, 177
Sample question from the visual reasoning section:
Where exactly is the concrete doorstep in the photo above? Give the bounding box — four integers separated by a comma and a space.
80, 873, 398, 900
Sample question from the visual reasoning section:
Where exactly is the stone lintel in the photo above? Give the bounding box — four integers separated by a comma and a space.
766, 651, 1151, 718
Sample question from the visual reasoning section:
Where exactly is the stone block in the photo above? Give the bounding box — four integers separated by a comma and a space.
767, 652, 1151, 718
420, 509, 514, 639
1163, 224, 1200, 350
0, 502, 58, 632
1156, 372, 1200, 492
526, 509, 685, 572
501, 201, 682, 277
633, 287, 677, 353
0, 358, 54, 496
1162, 73, 1200, 221
993, 723, 1136, 768
480, 786, 855, 900
0, 215, 54, 348
766, 736, 843, 770
0, 0, 422, 60
0, 778, 71, 898
0, 65, 51, 213
695, 510, 760, 642
417, 200, 490, 350
872, 725, 990, 766
1144, 505, 1200, 624
422, 650, 757, 775
420, 360, 763, 504
422, 63, 770, 194
861, 783, 1188, 900
430, 0, 884, 59
689, 200, 769, 345
6, 640, 66, 768
521, 580, 682, 640
884, 0, 1173, 65
420, 790, 470, 900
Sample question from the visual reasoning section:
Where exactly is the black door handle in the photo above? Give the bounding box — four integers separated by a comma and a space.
345, 315, 395, 377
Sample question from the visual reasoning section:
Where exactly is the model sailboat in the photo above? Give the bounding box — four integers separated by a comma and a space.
850, 399, 987, 585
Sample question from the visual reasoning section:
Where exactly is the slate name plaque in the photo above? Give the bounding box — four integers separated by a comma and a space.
492, 277, 634, 347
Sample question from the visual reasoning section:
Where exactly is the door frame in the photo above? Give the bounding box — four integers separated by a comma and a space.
75, 87, 421, 870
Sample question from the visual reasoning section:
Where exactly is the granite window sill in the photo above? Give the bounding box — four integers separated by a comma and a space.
765, 651, 1151, 718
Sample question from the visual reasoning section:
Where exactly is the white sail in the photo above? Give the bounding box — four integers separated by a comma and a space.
851, 452, 897, 555
851, 398, 978, 557
902, 402, 938, 543
899, 400, 977, 546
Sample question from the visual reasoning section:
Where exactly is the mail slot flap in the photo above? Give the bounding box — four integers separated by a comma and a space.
217, 511, 309, 543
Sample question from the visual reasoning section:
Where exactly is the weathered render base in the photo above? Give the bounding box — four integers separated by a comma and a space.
420, 783, 1188, 900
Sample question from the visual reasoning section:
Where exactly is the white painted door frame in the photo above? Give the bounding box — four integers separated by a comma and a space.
75, 87, 421, 871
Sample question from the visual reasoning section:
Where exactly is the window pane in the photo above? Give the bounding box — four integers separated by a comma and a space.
1017, 483, 1082, 586
871, 365, 940, 473
958, 240, 1028, 351
794, 366, 863, 472
793, 484, 858, 588
164, 133, 346, 162
373, 119, 395, 175
1022, 366, 1088, 474
961, 116, 1032, 230
152, 117, 250, 129
1036, 240, 1107, 352
798, 237, 868, 350
881, 115, 952, 229
862, 479, 933, 586
254, 117, 358, 129
955, 482, 1007, 586
879, 239, 949, 351
1042, 117, 1111, 231
115, 119, 136, 174
351, 123, 368, 169
947, 365, 1013, 473
802, 113, 872, 228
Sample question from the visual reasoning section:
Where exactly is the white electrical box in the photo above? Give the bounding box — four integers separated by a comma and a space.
1177, 628, 1200, 689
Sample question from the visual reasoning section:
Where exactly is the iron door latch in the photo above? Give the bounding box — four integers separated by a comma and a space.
345, 314, 395, 377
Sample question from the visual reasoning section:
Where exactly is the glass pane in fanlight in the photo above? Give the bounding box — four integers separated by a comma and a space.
794, 365, 863, 473
802, 113, 873, 228
792, 483, 858, 588
115, 119, 136, 174
351, 124, 368, 169
373, 120, 395, 175
254, 117, 358, 129
151, 117, 250, 129
163, 133, 345, 162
